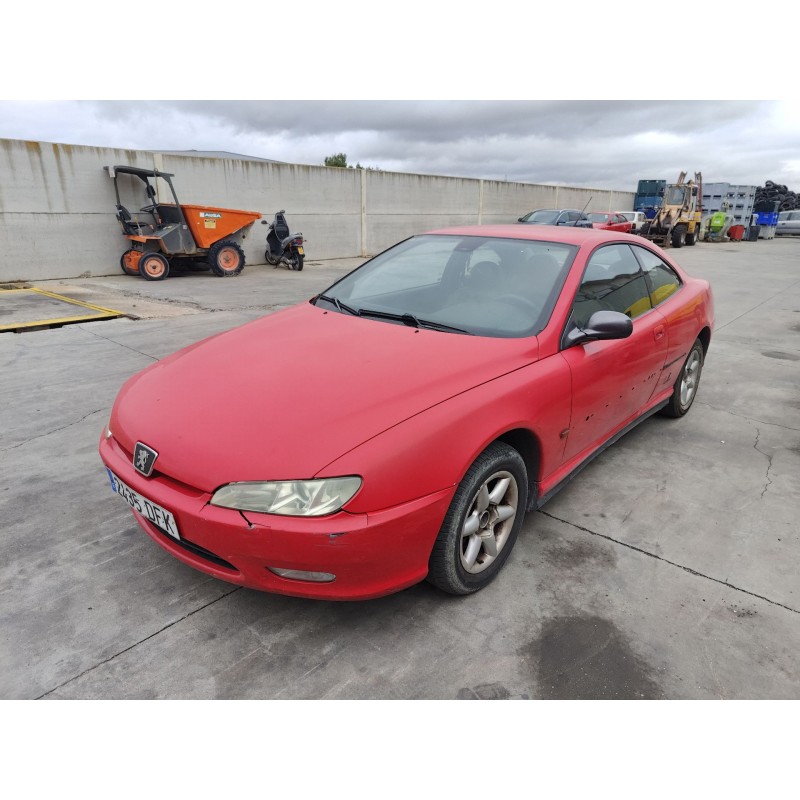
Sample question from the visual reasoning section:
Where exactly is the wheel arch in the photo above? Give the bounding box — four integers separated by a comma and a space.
697, 326, 711, 355
494, 428, 542, 509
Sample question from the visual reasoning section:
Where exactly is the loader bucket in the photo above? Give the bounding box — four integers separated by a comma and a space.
181, 205, 262, 249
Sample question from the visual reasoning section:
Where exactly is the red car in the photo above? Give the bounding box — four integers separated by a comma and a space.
99, 226, 714, 600
587, 212, 634, 233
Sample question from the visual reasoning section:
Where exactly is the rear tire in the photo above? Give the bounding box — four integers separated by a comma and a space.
685, 228, 698, 246
120, 249, 141, 276
209, 240, 245, 277
138, 252, 169, 281
294, 254, 304, 271
660, 339, 704, 418
427, 442, 527, 595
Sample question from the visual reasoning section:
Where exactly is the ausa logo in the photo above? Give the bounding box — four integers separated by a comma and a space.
133, 442, 159, 477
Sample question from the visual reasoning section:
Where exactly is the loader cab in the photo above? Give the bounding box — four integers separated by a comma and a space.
665, 185, 689, 206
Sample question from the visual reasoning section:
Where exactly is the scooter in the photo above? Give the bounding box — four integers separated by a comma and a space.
263, 210, 305, 271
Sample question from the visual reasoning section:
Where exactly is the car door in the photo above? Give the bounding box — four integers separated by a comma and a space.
629, 243, 695, 391
556, 211, 572, 226
559, 243, 668, 463
612, 213, 633, 233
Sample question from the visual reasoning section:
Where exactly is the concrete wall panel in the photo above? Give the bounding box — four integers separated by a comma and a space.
0, 213, 124, 280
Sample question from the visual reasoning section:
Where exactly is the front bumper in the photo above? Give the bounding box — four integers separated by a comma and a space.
99, 434, 454, 600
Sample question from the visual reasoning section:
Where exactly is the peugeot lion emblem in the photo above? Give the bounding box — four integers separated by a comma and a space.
133, 442, 158, 477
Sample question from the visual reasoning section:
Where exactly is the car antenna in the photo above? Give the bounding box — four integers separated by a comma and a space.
574, 196, 593, 225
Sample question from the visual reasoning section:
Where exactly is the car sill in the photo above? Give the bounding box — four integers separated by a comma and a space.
529, 399, 669, 512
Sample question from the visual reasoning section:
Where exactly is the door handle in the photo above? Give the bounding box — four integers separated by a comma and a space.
653, 324, 665, 341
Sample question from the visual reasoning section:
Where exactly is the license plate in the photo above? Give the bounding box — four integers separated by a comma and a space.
106, 468, 180, 540
296, 246, 304, 255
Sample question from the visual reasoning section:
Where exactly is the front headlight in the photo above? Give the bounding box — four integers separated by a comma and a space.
210, 476, 362, 517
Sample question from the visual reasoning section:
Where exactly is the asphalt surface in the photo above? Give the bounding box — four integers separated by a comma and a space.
2, 242, 799, 700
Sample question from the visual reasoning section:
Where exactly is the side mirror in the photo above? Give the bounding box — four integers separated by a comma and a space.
563, 310, 633, 348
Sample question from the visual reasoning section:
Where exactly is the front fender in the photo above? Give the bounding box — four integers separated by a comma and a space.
317, 355, 572, 514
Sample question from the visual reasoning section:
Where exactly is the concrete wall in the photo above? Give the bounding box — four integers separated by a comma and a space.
0, 138, 635, 282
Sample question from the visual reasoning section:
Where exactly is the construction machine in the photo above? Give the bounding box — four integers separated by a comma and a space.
639, 171, 702, 248
105, 165, 261, 280
703, 200, 734, 242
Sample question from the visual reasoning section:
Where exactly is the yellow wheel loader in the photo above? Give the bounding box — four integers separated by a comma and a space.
639, 171, 703, 248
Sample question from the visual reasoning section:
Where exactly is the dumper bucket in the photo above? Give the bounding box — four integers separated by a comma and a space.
181, 205, 262, 249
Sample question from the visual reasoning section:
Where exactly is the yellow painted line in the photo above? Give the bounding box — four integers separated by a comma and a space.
0, 287, 126, 332
27, 287, 126, 316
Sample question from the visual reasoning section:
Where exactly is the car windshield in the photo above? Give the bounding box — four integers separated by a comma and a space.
521, 210, 560, 224
587, 213, 609, 223
314, 234, 578, 338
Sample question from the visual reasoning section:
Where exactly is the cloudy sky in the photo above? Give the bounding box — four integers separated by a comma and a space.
2, 99, 797, 192
2, 4, 796, 193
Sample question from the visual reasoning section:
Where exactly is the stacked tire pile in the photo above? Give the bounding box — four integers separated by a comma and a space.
754, 181, 799, 212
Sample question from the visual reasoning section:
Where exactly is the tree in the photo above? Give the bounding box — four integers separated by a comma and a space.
324, 153, 348, 168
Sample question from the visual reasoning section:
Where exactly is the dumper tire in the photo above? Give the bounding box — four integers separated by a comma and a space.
139, 253, 170, 281
120, 249, 142, 276
209, 240, 245, 277
685, 227, 698, 246
671, 225, 687, 248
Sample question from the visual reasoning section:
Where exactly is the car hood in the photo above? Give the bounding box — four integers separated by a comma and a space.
111, 303, 539, 492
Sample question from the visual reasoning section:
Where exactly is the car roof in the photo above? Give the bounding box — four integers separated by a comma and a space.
422, 224, 633, 246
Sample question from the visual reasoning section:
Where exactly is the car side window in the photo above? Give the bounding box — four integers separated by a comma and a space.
631, 245, 683, 306
572, 244, 652, 328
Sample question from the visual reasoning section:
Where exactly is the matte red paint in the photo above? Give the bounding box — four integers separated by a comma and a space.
100, 225, 714, 600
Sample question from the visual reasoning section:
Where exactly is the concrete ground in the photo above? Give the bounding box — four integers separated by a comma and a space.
1, 241, 798, 700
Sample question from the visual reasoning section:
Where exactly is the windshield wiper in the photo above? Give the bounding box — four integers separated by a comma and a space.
316, 294, 360, 316
357, 307, 472, 334
414, 317, 472, 334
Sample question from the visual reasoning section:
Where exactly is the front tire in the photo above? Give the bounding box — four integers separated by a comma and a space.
671, 225, 687, 248
427, 442, 528, 595
209, 240, 245, 277
660, 339, 704, 418
138, 252, 169, 281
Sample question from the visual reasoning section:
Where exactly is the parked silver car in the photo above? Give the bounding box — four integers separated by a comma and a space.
517, 209, 592, 228
776, 210, 800, 236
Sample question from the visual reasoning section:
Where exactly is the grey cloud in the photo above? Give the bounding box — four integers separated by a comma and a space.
1, 100, 797, 191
